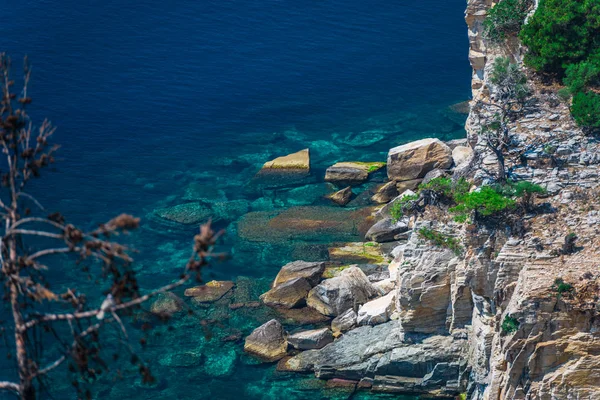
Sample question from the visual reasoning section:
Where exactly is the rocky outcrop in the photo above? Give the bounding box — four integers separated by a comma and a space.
307, 266, 378, 317
325, 162, 385, 184
244, 319, 288, 362
387, 138, 453, 182
283, 320, 469, 395
331, 308, 357, 334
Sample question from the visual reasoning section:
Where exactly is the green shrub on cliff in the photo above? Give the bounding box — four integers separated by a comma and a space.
450, 186, 516, 222
417, 227, 463, 256
571, 91, 600, 129
564, 61, 600, 94
520, 0, 600, 75
390, 193, 419, 222
483, 0, 533, 44
501, 315, 520, 333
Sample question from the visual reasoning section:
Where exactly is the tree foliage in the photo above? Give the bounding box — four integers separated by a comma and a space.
571, 91, 600, 129
483, 0, 533, 44
450, 186, 516, 222
520, 0, 600, 75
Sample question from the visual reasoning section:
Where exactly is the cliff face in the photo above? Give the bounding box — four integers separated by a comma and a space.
456, 0, 600, 398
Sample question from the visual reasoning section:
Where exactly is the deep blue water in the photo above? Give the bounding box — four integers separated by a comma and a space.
1, 0, 470, 398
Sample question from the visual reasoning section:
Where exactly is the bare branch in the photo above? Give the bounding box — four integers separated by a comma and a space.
22, 276, 189, 331
0, 381, 19, 394
6, 229, 63, 240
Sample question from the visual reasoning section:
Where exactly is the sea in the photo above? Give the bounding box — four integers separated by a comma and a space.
0, 0, 470, 398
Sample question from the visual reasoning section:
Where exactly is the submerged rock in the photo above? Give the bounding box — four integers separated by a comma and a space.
150, 293, 184, 316
184, 280, 234, 303
287, 327, 333, 350
306, 266, 378, 317
328, 242, 386, 264
325, 162, 386, 185
236, 206, 375, 244
244, 319, 288, 362
273, 260, 325, 287
203, 347, 237, 377
387, 138, 452, 182
153, 202, 213, 225
328, 186, 353, 206
260, 277, 312, 309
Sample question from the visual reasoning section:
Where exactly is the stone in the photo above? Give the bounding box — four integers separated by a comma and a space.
328, 242, 386, 264
203, 347, 237, 377
307, 266, 378, 316
153, 202, 213, 225
328, 186, 353, 206
365, 217, 410, 243
395, 179, 422, 193
452, 145, 474, 166
273, 306, 331, 325
273, 260, 325, 287
184, 280, 234, 302
387, 138, 453, 182
244, 319, 288, 362
150, 293, 184, 316
287, 327, 333, 350
325, 162, 386, 184
371, 181, 399, 204
260, 149, 310, 172
259, 277, 312, 309
331, 308, 357, 334
356, 291, 396, 326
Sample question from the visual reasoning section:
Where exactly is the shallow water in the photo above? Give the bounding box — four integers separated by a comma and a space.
1, 0, 469, 398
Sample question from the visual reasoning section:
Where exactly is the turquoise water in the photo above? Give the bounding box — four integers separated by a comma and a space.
1, 0, 469, 398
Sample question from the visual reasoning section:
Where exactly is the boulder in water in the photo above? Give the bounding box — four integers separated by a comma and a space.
371, 181, 398, 204
244, 319, 288, 362
260, 149, 310, 172
325, 162, 385, 185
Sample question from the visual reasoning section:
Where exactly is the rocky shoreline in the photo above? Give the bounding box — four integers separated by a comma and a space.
185, 0, 600, 398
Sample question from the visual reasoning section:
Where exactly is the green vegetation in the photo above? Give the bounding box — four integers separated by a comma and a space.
450, 186, 516, 223
552, 278, 574, 296
500, 181, 547, 211
417, 227, 463, 256
520, 0, 600, 75
483, 0, 532, 44
520, 0, 600, 129
501, 315, 520, 333
489, 57, 531, 103
571, 91, 600, 129
390, 193, 419, 222
457, 394, 467, 400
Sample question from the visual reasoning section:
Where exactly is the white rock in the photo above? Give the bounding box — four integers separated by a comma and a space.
356, 291, 396, 326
